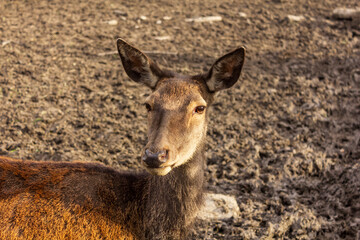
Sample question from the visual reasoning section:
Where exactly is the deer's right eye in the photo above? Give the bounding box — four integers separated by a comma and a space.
145, 103, 152, 112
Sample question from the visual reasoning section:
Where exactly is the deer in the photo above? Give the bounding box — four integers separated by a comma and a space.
0, 38, 245, 240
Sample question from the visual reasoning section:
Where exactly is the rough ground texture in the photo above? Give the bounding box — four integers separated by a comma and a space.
0, 0, 359, 239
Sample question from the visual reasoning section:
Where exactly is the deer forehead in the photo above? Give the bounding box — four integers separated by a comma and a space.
146, 80, 207, 110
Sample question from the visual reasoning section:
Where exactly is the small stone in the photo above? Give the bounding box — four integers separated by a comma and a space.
239, 12, 247, 18
332, 8, 360, 20
39, 107, 64, 121
156, 20, 162, 24
1, 40, 11, 47
197, 193, 240, 220
113, 10, 128, 17
286, 15, 305, 22
140, 15, 147, 21
107, 20, 118, 25
163, 16, 172, 20
154, 36, 171, 41
185, 16, 222, 23
267, 88, 277, 94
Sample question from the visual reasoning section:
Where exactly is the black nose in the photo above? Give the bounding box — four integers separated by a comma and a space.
142, 149, 168, 168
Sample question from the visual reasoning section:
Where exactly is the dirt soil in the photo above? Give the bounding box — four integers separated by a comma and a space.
1, 0, 359, 239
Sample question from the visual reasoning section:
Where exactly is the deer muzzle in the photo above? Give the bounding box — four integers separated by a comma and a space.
142, 149, 169, 168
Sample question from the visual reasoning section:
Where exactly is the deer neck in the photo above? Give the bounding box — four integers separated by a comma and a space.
147, 143, 205, 204
139, 144, 205, 238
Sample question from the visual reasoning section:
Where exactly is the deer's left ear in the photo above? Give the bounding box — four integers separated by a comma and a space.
205, 47, 245, 92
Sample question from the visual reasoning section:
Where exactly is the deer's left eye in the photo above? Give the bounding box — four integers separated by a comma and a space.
194, 106, 206, 114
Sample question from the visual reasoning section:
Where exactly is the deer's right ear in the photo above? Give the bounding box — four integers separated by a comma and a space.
117, 38, 167, 89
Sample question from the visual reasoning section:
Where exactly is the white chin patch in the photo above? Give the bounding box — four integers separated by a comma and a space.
146, 166, 172, 176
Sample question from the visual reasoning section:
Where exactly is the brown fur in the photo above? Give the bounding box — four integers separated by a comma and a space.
0, 39, 245, 239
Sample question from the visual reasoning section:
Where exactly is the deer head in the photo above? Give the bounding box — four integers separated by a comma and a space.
117, 38, 245, 176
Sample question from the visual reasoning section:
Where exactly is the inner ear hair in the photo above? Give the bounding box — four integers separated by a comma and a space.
117, 38, 170, 89
206, 47, 245, 92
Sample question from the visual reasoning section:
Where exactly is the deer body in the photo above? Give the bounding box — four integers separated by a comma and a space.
0, 39, 245, 239
0, 153, 204, 239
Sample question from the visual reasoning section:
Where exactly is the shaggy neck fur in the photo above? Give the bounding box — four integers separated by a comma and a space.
135, 144, 206, 240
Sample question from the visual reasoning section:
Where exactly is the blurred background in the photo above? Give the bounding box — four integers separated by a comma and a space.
0, 0, 359, 239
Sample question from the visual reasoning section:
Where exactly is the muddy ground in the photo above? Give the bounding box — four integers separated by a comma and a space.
0, 0, 359, 239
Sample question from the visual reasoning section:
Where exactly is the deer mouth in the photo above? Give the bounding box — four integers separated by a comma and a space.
144, 165, 172, 176
141, 149, 174, 176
